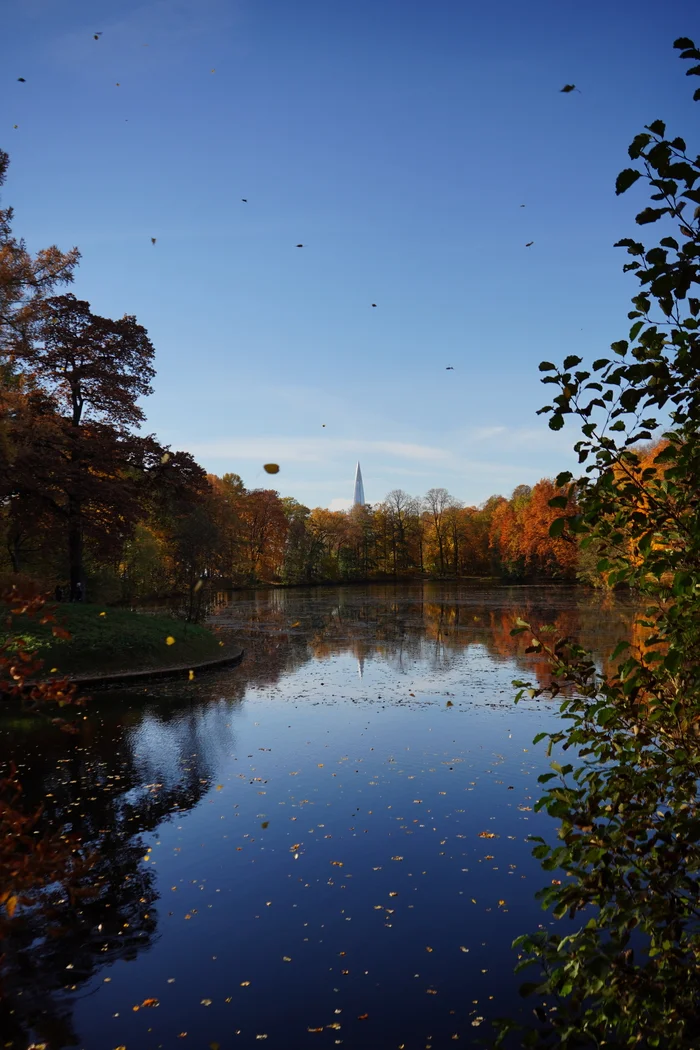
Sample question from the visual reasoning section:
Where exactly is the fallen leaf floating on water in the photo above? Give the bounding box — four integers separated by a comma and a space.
290, 621, 300, 627
99, 611, 106, 617
525, 241, 534, 247
296, 244, 304, 248
371, 303, 377, 307
308, 1029, 323, 1034
331, 860, 344, 867
17, 78, 26, 82
560, 84, 579, 92
241, 198, 247, 202
165, 636, 175, 645
188, 670, 194, 681
141, 998, 159, 1008
151, 238, 156, 245
478, 831, 497, 838
201, 999, 212, 1006
283, 956, 292, 962
446, 700, 454, 706
357, 1014, 369, 1020
263, 463, 280, 474
94, 31, 102, 38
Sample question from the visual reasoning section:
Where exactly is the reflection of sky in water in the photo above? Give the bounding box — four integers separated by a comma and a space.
3, 584, 637, 1049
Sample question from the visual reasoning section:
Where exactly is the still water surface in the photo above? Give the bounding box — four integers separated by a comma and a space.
1, 583, 636, 1050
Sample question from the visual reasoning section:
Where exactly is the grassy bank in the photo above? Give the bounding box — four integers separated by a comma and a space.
1, 603, 224, 678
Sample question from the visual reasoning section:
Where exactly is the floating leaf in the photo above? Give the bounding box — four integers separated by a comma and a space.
166, 636, 175, 645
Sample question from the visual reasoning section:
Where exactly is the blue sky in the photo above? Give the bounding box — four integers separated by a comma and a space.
4, 0, 698, 509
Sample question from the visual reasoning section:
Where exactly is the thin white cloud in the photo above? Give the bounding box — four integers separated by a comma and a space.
187, 437, 450, 464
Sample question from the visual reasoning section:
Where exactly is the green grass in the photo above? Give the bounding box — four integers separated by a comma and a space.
0, 603, 224, 678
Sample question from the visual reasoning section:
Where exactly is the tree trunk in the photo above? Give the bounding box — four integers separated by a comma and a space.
8, 539, 20, 574
68, 493, 84, 601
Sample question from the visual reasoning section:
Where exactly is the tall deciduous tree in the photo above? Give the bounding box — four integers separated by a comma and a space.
26, 295, 156, 598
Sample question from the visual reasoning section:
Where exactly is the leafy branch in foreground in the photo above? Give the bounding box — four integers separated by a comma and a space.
495, 37, 700, 1049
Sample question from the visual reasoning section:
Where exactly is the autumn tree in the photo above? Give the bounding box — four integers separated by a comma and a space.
20, 295, 156, 598
424, 487, 455, 573
239, 488, 288, 582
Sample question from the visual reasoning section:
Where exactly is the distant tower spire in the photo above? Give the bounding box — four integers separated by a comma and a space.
353, 462, 365, 506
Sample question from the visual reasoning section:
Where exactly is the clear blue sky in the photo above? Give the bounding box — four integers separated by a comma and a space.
4, 0, 697, 509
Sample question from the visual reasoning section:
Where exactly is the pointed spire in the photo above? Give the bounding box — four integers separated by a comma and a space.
353, 462, 365, 506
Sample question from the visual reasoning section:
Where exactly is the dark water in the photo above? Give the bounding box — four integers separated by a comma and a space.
0, 583, 636, 1050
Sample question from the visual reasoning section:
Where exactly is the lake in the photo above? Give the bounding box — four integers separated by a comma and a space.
0, 582, 636, 1050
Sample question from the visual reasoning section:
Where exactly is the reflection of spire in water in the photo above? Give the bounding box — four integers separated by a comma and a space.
357, 653, 364, 678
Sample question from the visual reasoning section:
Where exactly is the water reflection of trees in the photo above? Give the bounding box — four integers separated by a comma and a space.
0, 707, 213, 1049
212, 582, 637, 687
0, 584, 636, 1046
